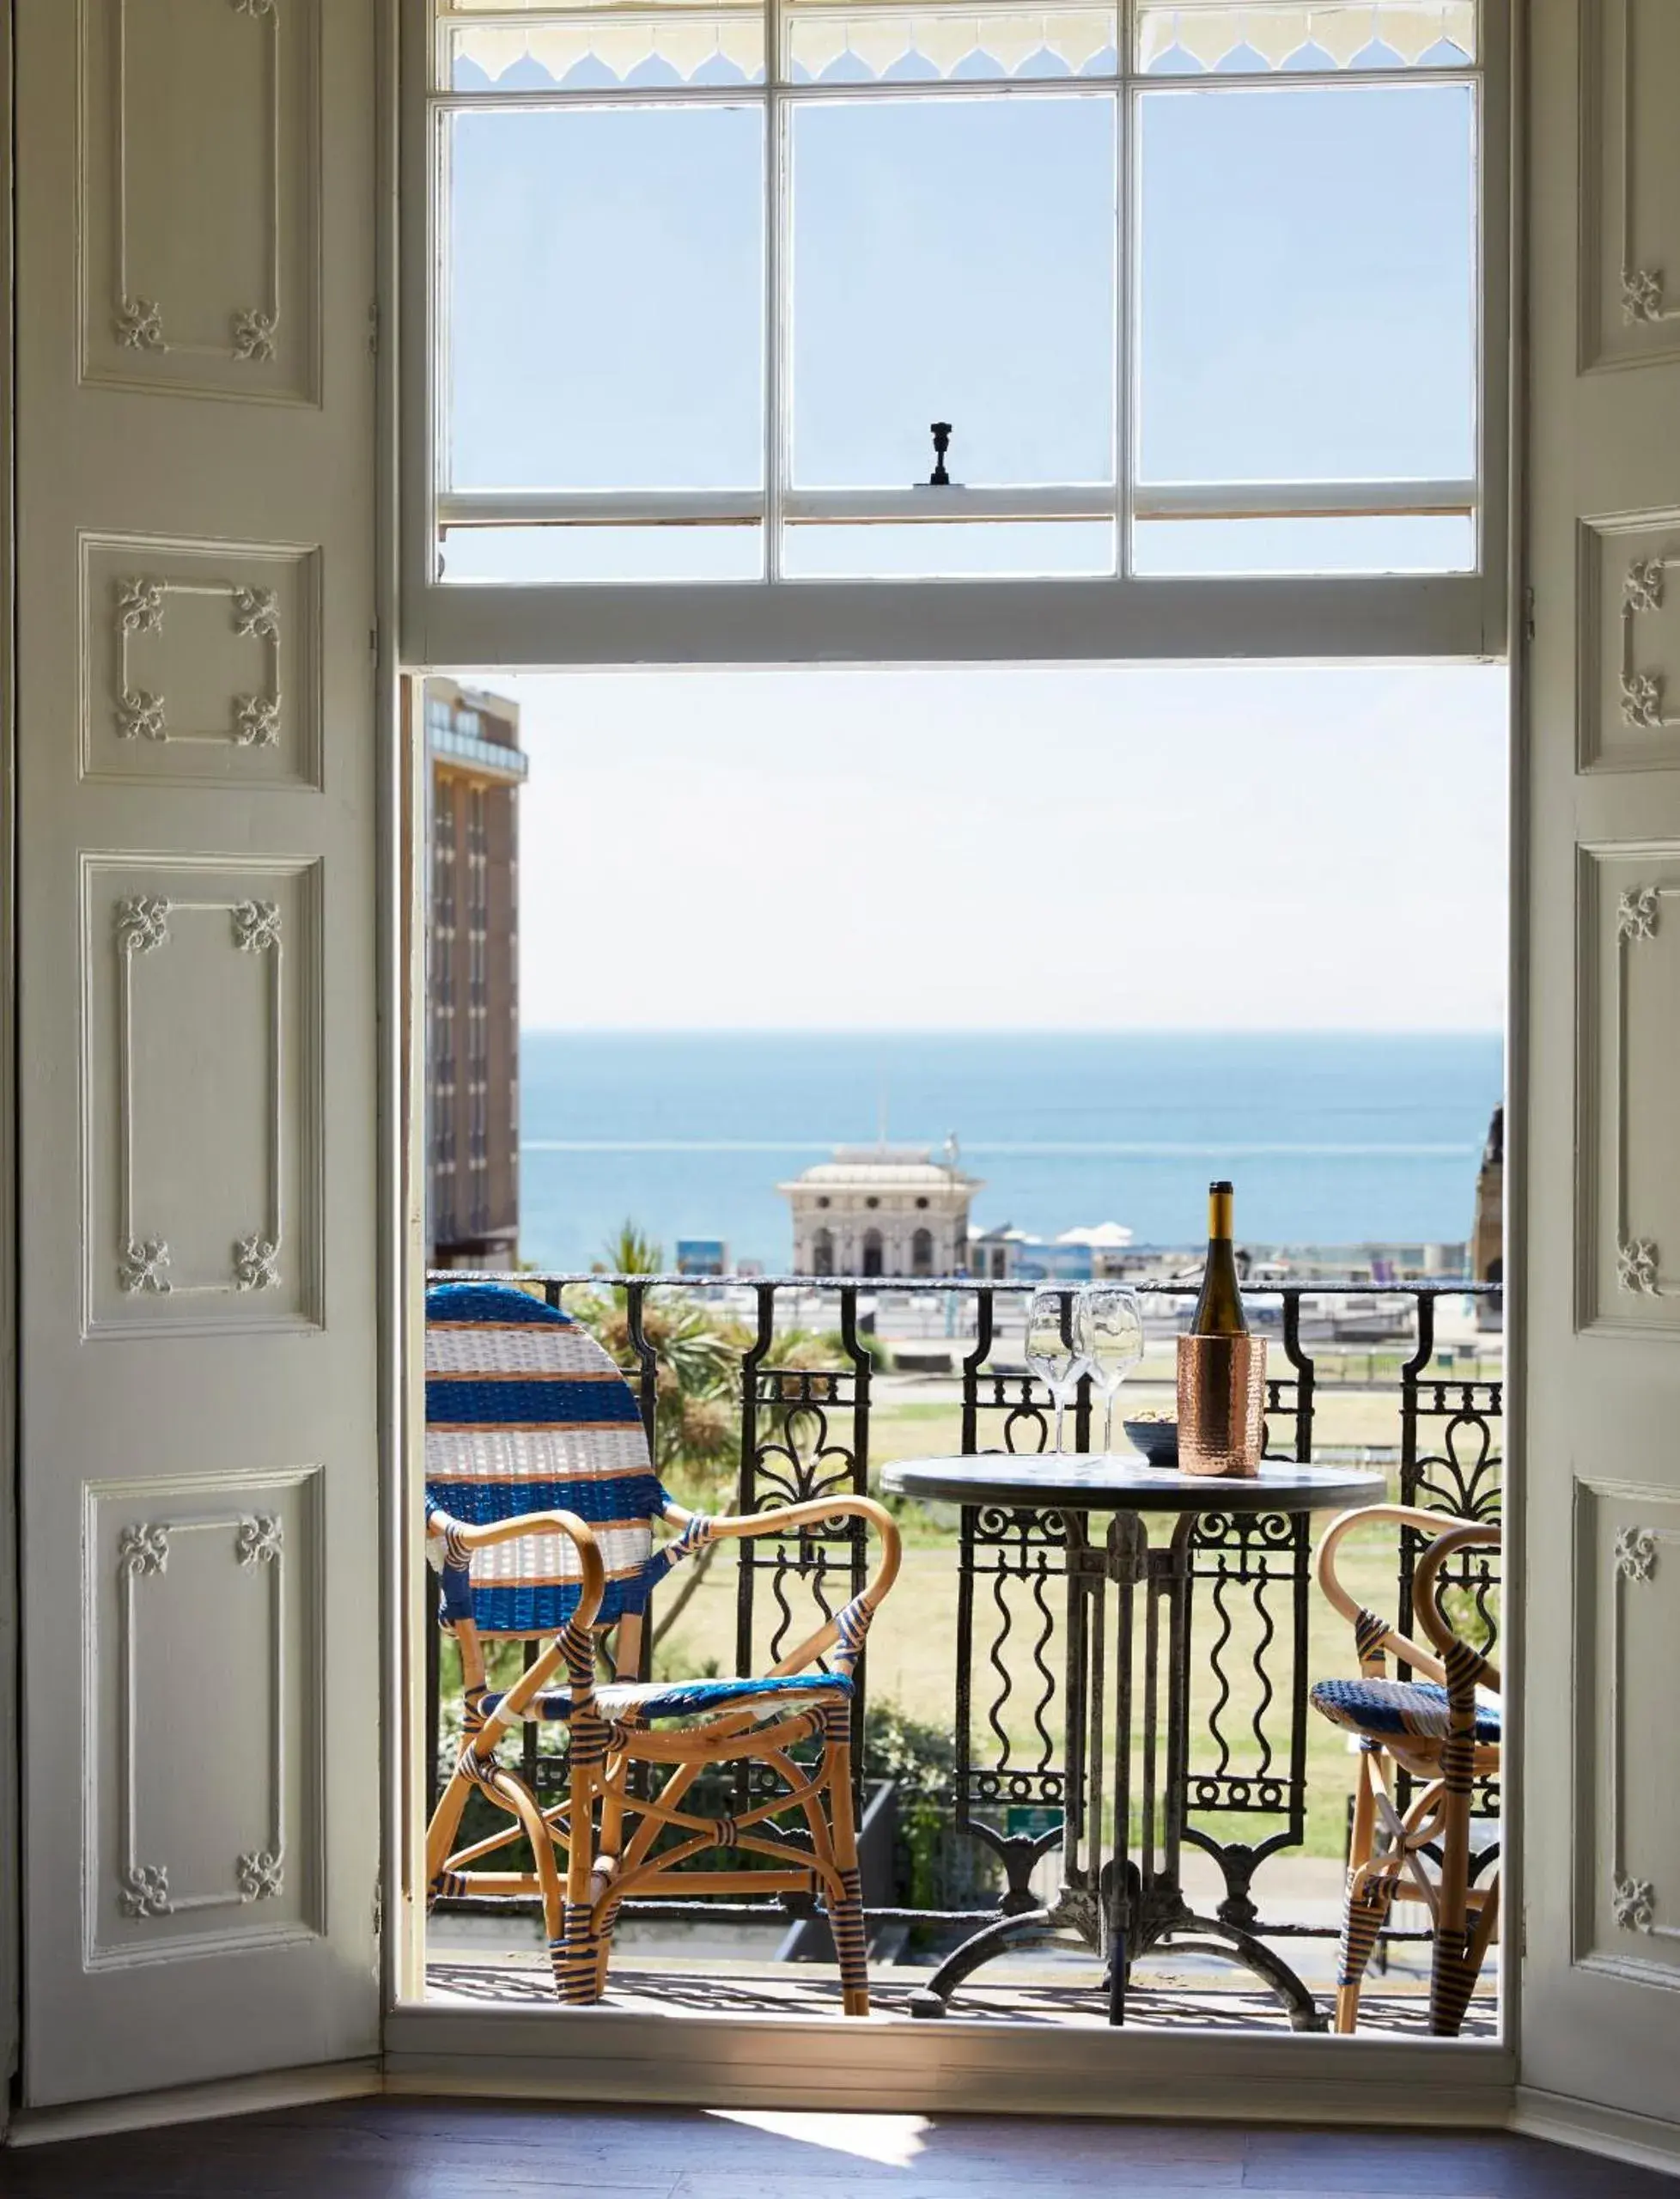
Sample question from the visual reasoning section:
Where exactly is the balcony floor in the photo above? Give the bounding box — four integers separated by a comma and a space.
425, 1951, 1498, 2037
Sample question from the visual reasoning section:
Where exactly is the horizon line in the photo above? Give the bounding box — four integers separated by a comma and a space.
517, 1025, 1506, 1040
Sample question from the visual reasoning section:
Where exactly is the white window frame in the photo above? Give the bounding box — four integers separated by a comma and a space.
401, 0, 1510, 667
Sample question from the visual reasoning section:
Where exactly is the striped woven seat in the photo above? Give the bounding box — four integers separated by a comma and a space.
423, 1277, 901, 2015
1311, 1676, 1500, 1747
481, 1672, 855, 1726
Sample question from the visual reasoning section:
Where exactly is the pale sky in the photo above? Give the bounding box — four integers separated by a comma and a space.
447, 77, 1476, 582
456, 61, 1502, 1032
505, 661, 1507, 1032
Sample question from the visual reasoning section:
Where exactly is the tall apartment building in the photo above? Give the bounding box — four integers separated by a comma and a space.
426, 679, 529, 1268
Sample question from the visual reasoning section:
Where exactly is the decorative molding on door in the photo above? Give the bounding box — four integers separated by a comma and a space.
82, 857, 324, 1337
1576, 847, 1680, 1331
1609, 882, 1680, 1300
1606, 1520, 1680, 1946
114, 894, 285, 1305
86, 1471, 322, 1969
111, 575, 282, 751
1577, 516, 1680, 771
1616, 558, 1680, 728
114, 1515, 285, 1922
81, 535, 322, 789
1581, 0, 1680, 371
79, 0, 321, 402
1575, 1479, 1680, 1987
113, 0, 277, 363
1614, 5, 1678, 332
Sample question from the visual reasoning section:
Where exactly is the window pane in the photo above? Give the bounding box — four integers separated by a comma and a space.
1135, 83, 1476, 489
447, 10, 765, 91
1132, 513, 1474, 576
790, 95, 1117, 490
446, 105, 765, 493
1136, 0, 1475, 75
782, 519, 1115, 577
439, 524, 764, 583
784, 3, 1116, 84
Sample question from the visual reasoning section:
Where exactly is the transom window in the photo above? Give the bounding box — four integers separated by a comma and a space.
428, 0, 1483, 594
412, 0, 1502, 661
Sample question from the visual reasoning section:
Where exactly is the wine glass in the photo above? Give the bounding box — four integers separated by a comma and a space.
1025, 1287, 1085, 1453
1077, 1284, 1146, 1454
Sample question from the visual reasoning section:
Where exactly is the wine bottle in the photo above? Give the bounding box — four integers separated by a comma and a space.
1190, 1180, 1247, 1337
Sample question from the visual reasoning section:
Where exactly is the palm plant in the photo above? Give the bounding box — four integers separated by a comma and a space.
576, 1222, 746, 1648
576, 1227, 871, 1655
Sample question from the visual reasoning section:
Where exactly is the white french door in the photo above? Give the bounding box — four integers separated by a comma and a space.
12, 0, 1680, 2149
14, 0, 384, 2106
1518, 0, 1680, 2138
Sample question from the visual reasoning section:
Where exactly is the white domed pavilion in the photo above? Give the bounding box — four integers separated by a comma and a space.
777, 1137, 982, 1278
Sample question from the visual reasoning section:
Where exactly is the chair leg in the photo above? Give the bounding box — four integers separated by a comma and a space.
552, 1763, 602, 2005
823, 1718, 869, 2017
423, 1770, 473, 1909
1446, 1875, 1500, 2032
1335, 1861, 1398, 2034
590, 1759, 626, 2001
592, 1879, 622, 2001
1331, 1751, 1385, 2034
1429, 1752, 1477, 2037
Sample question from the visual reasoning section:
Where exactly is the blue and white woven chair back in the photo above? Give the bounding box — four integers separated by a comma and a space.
425, 1280, 666, 1636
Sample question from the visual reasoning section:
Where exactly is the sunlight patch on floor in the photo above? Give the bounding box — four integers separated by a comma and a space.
708, 2108, 931, 2166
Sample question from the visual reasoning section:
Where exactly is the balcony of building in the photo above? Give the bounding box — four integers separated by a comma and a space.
423, 1270, 1502, 2037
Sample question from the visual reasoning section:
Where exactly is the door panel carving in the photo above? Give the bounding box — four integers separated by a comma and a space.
1577, 514, 1680, 771
84, 1469, 323, 1966
79, 0, 320, 402
1576, 844, 1680, 1333
82, 534, 322, 787
1573, 1478, 1680, 1985
1580, 0, 1680, 371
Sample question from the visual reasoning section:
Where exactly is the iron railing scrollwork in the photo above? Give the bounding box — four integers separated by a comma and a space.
423, 1270, 1500, 1948
734, 1282, 871, 1812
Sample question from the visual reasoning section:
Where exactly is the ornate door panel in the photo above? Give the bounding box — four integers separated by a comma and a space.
14, 0, 380, 2105
1522, 0, 1680, 2129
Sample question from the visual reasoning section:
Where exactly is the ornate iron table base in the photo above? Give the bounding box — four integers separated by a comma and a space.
881, 1458, 1380, 2029
906, 1895, 1323, 2029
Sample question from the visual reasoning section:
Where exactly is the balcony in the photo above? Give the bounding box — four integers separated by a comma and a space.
424, 1273, 1501, 2034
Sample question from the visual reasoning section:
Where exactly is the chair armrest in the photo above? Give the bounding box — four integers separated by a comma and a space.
1314, 1502, 1462, 1686
663, 1495, 903, 1678
427, 1503, 607, 1636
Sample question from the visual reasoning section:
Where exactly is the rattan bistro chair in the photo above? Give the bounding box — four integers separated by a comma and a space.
1311, 1504, 1501, 2038
423, 1280, 901, 2012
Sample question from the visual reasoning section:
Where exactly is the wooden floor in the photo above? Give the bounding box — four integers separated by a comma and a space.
1, 2100, 1673, 2196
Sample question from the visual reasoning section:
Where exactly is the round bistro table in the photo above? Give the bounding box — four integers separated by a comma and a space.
880, 1452, 1385, 2027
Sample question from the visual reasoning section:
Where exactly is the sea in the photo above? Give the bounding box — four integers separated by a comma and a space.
518, 1031, 1503, 1275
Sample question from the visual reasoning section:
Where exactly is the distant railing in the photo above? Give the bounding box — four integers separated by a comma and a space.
425, 1273, 1501, 1950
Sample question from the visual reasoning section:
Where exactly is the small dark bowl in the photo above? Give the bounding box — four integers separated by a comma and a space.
1124, 1417, 1179, 1467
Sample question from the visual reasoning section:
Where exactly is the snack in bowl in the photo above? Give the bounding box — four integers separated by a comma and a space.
1123, 1413, 1179, 1467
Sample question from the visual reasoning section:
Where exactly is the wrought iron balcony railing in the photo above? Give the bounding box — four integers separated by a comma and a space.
424, 1272, 1501, 1964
